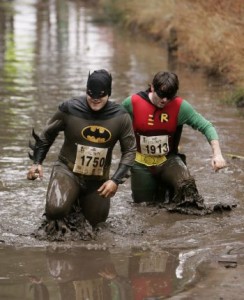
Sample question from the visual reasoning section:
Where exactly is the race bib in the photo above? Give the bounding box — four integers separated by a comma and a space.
140, 135, 169, 156
139, 252, 169, 273
73, 145, 108, 176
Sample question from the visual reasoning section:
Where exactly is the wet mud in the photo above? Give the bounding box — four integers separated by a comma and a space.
32, 173, 236, 243
33, 210, 95, 242
159, 176, 236, 215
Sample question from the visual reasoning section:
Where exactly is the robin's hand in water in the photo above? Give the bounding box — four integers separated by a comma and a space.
27, 164, 43, 180
212, 154, 226, 172
97, 180, 118, 198
210, 140, 226, 172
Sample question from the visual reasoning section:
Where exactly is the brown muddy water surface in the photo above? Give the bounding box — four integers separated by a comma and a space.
0, 0, 244, 299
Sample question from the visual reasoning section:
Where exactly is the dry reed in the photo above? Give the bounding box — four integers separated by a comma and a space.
98, 0, 244, 86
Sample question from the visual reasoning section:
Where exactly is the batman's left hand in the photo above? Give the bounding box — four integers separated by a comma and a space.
97, 180, 118, 198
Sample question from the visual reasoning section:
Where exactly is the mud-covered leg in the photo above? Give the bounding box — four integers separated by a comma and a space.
81, 180, 110, 227
159, 155, 207, 214
159, 155, 190, 187
34, 162, 101, 240
44, 162, 81, 238
45, 162, 80, 220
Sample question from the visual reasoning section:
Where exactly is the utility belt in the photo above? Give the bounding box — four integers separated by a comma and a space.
58, 155, 75, 171
135, 151, 167, 166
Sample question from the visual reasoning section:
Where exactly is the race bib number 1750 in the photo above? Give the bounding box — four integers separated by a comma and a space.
73, 145, 108, 176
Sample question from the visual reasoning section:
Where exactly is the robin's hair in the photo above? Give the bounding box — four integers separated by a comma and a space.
152, 71, 179, 99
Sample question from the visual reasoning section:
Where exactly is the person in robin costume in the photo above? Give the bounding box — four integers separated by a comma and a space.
122, 71, 227, 214
27, 69, 136, 238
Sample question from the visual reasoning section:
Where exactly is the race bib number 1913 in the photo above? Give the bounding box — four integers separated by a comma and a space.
73, 145, 108, 176
140, 135, 169, 156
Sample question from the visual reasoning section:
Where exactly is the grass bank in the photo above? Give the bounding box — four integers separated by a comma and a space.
93, 0, 244, 104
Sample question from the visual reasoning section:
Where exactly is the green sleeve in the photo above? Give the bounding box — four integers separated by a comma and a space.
178, 100, 219, 142
121, 96, 133, 119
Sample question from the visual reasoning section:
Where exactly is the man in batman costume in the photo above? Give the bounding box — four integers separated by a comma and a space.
27, 69, 136, 240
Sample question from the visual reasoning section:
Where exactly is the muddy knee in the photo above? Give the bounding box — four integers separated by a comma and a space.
45, 167, 80, 220
82, 193, 110, 227
162, 155, 191, 187
45, 194, 77, 220
45, 202, 72, 220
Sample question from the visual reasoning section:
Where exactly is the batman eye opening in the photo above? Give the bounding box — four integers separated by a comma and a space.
99, 91, 107, 98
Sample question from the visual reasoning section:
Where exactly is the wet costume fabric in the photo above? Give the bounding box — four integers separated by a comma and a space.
123, 91, 218, 144
122, 91, 234, 214
31, 96, 136, 178
29, 96, 136, 239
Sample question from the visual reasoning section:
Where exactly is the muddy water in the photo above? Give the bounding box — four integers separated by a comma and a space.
0, 0, 244, 299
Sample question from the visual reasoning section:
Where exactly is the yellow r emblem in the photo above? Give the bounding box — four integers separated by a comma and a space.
160, 113, 169, 122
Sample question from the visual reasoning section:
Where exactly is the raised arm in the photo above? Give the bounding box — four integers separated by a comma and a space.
178, 100, 226, 171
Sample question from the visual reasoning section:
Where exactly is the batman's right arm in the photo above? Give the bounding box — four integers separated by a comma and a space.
28, 110, 65, 164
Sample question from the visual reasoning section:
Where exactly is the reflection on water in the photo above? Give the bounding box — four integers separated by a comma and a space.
0, 246, 188, 300
0, 0, 244, 299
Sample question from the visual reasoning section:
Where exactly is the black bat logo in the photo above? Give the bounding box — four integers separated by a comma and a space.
82, 126, 111, 143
